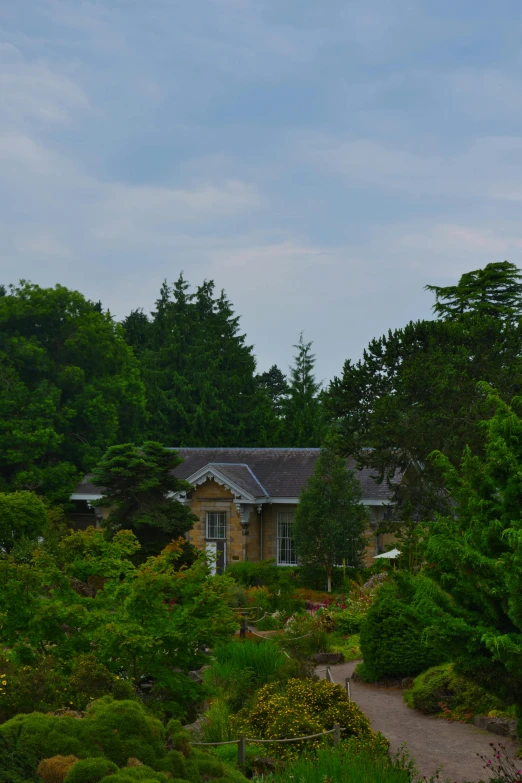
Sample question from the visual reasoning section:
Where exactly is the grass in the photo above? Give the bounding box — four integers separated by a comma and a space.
266, 745, 411, 783
329, 632, 362, 661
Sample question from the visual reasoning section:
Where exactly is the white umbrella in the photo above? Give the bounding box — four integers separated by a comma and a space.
373, 548, 401, 559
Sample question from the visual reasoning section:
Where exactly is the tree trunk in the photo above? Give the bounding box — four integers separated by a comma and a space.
326, 568, 332, 593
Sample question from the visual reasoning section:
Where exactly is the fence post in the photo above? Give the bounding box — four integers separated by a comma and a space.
345, 677, 351, 702
238, 735, 246, 773
333, 723, 340, 746
326, 665, 331, 682
240, 613, 247, 639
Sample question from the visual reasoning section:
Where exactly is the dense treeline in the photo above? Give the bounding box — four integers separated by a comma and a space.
0, 276, 325, 502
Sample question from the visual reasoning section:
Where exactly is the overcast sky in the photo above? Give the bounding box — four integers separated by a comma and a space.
2, 1, 522, 383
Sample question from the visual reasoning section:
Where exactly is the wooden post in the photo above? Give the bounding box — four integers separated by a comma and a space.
333, 723, 340, 746
345, 677, 351, 701
240, 613, 247, 639
238, 735, 246, 773
326, 665, 331, 682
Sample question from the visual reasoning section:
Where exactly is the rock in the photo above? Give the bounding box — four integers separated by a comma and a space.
313, 652, 345, 665
401, 677, 415, 689
252, 757, 276, 775
472, 715, 518, 738
188, 670, 203, 683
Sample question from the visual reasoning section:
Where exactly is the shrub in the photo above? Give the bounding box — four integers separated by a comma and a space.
232, 678, 385, 760
64, 757, 119, 782
359, 575, 446, 681
0, 651, 135, 723
404, 663, 510, 717
37, 755, 79, 783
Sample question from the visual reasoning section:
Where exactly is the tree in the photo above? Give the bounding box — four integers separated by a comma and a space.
123, 275, 270, 446
0, 529, 237, 720
426, 260, 522, 321
419, 386, 522, 716
0, 282, 146, 501
256, 365, 289, 416
293, 447, 368, 592
91, 442, 198, 557
0, 491, 47, 553
326, 262, 522, 521
283, 334, 324, 447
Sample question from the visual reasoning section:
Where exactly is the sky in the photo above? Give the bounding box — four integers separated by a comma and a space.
2, 0, 522, 383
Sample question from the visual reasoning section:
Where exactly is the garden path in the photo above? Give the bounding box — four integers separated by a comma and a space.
324, 661, 519, 783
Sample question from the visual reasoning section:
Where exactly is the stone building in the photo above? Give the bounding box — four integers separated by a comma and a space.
71, 448, 395, 572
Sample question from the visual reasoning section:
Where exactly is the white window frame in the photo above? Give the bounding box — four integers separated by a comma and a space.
277, 511, 297, 566
206, 511, 227, 540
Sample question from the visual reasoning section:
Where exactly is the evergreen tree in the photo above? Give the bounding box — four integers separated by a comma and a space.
123, 275, 271, 447
256, 365, 289, 416
426, 261, 522, 321
293, 447, 368, 592
283, 334, 324, 447
91, 441, 198, 557
420, 386, 522, 715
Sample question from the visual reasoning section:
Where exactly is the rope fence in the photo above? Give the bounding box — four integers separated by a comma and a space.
192, 724, 345, 771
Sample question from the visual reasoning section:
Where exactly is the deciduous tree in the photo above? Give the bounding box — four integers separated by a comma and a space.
0, 282, 146, 501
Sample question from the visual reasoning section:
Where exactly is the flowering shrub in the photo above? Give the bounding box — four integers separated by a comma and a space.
232, 678, 387, 760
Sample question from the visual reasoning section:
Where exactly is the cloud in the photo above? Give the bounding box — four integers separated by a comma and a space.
0, 47, 90, 127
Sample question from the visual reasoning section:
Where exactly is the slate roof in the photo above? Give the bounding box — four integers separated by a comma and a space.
72, 448, 395, 503
173, 448, 394, 501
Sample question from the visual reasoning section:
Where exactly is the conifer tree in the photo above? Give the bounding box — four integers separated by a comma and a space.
294, 447, 368, 591
283, 334, 324, 447
123, 275, 269, 446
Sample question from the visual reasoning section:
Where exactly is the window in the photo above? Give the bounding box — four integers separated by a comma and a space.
277, 511, 297, 565
206, 511, 227, 540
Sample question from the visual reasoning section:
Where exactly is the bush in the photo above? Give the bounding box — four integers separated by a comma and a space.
232, 678, 386, 760
64, 757, 119, 782
359, 575, 446, 681
37, 755, 79, 783
404, 663, 510, 717
0, 651, 135, 723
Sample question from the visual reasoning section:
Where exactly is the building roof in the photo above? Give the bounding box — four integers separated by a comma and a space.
71, 448, 395, 504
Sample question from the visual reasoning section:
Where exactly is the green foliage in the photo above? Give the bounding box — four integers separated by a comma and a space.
122, 275, 270, 447
0, 529, 237, 721
326, 262, 522, 522
404, 663, 509, 717
233, 678, 383, 760
359, 574, 446, 681
270, 744, 409, 783
0, 281, 146, 501
418, 387, 522, 712
64, 757, 119, 783
281, 333, 325, 447
425, 260, 522, 321
91, 442, 198, 556
0, 491, 48, 553
294, 447, 369, 592
329, 632, 361, 662
0, 699, 246, 783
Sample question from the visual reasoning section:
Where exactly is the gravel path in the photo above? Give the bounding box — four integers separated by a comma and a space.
323, 661, 518, 782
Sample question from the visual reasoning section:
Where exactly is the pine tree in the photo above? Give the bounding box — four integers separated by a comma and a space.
293, 447, 368, 592
283, 334, 324, 447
